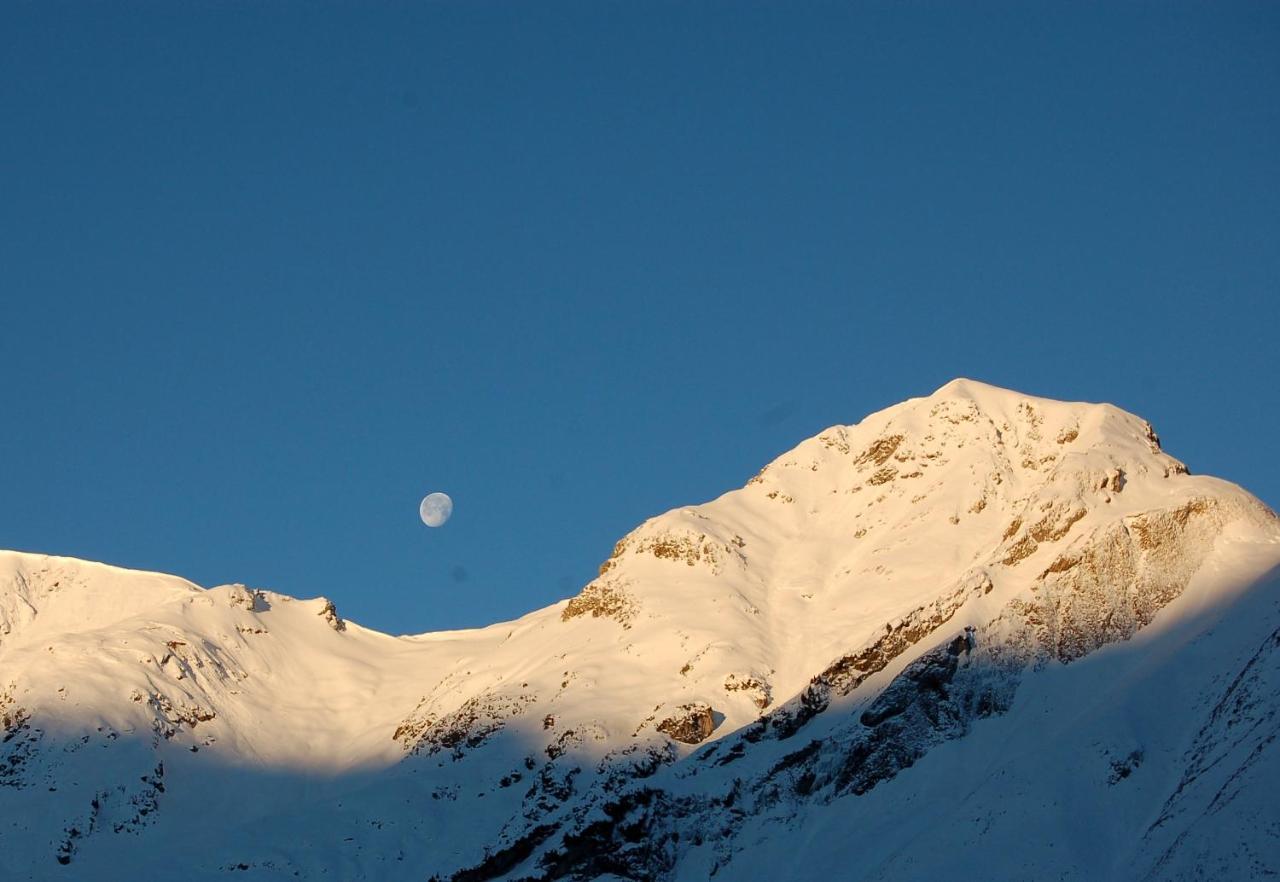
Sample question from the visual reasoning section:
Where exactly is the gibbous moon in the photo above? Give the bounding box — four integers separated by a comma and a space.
419, 492, 453, 528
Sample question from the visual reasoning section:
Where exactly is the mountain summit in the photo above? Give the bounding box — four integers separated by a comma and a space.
2, 381, 1278, 880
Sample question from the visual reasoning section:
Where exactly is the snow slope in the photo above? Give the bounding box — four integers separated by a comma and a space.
1, 379, 1277, 880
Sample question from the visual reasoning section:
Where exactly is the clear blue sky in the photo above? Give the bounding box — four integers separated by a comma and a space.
3, 3, 1277, 634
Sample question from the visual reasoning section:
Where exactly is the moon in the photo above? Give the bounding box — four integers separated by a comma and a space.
419, 492, 453, 528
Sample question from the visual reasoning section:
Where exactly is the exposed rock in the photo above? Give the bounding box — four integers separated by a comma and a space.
596, 527, 745, 577
0, 685, 38, 788
1101, 468, 1125, 493
596, 538, 629, 577
833, 630, 1016, 796
762, 570, 992, 741
644, 533, 720, 569
545, 721, 607, 760
1028, 504, 1087, 542
318, 599, 345, 632
867, 466, 898, 486
142, 693, 215, 742
441, 823, 559, 882
817, 428, 851, 454
394, 691, 535, 760
1143, 420, 1162, 451
536, 788, 673, 882
1021, 498, 1227, 662
1001, 535, 1039, 566
657, 704, 715, 744
226, 584, 260, 611
722, 674, 771, 709
1109, 748, 1145, 784
561, 580, 638, 628
0, 685, 29, 741
855, 434, 905, 467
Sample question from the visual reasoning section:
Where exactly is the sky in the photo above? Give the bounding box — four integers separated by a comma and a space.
2, 2, 1277, 634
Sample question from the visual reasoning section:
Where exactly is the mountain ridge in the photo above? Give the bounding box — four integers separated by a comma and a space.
2, 380, 1278, 880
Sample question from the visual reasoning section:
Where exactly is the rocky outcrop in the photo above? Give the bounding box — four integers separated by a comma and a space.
723, 673, 771, 709
1016, 497, 1230, 662
657, 704, 715, 744
438, 823, 559, 882
833, 632, 1015, 796
226, 583, 261, 610
597, 526, 746, 578
0, 684, 37, 788
318, 598, 345, 632
561, 579, 638, 628
535, 788, 676, 882
395, 691, 535, 760
854, 434, 905, 467
761, 569, 993, 741
133, 690, 215, 743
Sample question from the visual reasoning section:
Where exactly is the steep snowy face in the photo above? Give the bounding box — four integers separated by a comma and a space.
504, 379, 1279, 881
1, 380, 1277, 881
559, 378, 1233, 723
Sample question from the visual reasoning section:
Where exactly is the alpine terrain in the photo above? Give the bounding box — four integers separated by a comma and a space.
2, 379, 1278, 881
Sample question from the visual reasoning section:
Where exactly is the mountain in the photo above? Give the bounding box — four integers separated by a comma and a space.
2, 379, 1278, 881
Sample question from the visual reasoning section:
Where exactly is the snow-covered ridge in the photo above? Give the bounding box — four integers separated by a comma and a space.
1, 379, 1278, 880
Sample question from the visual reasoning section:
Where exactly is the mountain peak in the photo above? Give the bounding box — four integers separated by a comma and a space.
929, 376, 1013, 399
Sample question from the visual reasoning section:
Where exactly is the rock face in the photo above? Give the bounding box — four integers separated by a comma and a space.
1, 379, 1279, 881
318, 598, 346, 631
560, 580, 638, 627
656, 703, 716, 744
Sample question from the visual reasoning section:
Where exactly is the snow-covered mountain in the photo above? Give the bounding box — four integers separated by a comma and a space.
2, 379, 1278, 881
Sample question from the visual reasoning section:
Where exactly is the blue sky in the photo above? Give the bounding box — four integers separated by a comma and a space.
2, 3, 1277, 634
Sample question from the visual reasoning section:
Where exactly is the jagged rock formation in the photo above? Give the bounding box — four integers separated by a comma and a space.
656, 703, 716, 745
0, 379, 1278, 881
